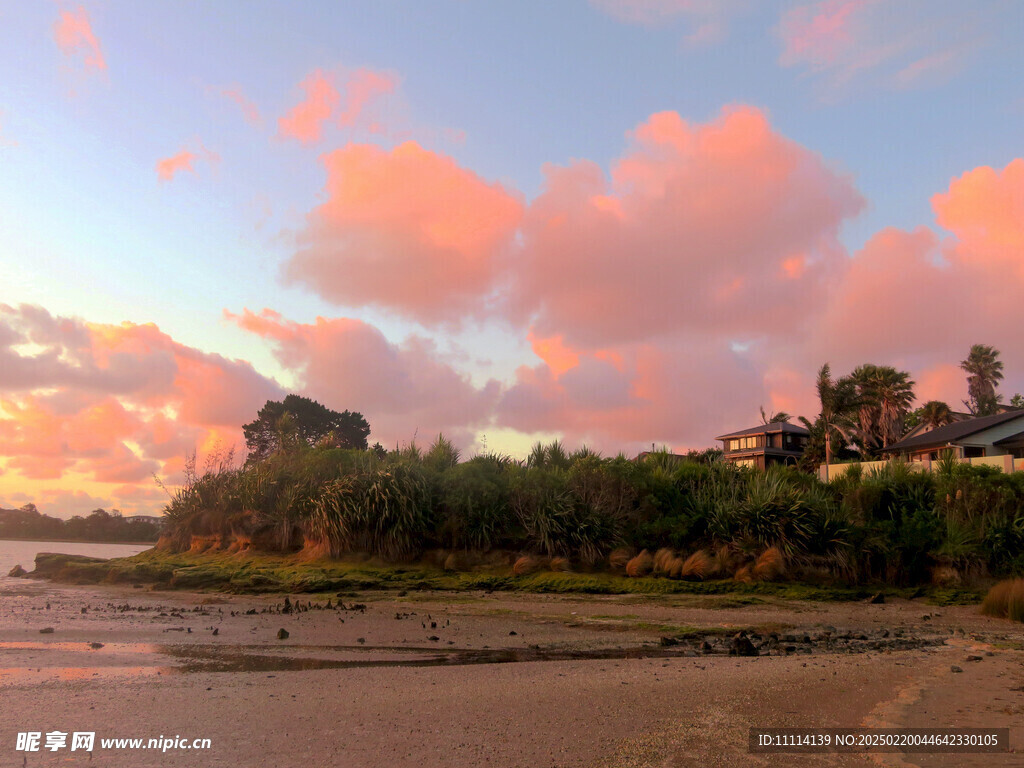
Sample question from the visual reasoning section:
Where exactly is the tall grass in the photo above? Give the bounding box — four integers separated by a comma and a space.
157, 439, 1024, 585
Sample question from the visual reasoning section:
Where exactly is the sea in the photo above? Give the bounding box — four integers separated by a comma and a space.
0, 539, 151, 583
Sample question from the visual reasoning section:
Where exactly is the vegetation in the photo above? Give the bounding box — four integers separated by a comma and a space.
0, 505, 160, 542
243, 394, 370, 461
981, 578, 1024, 622
156, 433, 1024, 590
961, 343, 1004, 416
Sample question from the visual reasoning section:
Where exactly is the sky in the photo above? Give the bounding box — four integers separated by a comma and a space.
2, 0, 1024, 517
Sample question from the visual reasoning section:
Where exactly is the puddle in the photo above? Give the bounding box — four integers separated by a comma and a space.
0, 631, 950, 684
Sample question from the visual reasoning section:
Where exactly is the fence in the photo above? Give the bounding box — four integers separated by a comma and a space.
820, 455, 1024, 481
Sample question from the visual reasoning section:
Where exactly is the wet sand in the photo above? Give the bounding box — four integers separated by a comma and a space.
1, 579, 1022, 767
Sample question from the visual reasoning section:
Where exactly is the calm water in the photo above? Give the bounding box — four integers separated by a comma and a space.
0, 539, 151, 581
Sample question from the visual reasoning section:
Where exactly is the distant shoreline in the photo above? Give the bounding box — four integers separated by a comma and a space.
0, 537, 156, 547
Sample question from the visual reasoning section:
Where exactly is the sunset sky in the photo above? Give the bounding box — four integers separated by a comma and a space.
2, 1, 1024, 517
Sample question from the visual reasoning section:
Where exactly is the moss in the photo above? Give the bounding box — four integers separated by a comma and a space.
26, 548, 985, 605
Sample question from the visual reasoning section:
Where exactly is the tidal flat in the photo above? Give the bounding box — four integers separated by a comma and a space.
2, 554, 1023, 767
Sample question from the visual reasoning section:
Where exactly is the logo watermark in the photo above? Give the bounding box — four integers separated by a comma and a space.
15, 732, 211, 753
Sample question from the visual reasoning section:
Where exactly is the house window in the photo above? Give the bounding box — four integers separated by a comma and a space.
735, 458, 756, 468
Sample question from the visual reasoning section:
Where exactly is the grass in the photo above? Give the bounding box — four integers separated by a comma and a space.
981, 578, 1024, 621
25, 548, 986, 604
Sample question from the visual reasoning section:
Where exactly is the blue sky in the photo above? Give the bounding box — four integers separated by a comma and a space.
1, 1, 1023, 516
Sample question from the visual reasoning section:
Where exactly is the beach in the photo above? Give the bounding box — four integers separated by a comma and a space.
2, 571, 1023, 767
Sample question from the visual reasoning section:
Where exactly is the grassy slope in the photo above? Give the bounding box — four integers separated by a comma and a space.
29, 549, 984, 606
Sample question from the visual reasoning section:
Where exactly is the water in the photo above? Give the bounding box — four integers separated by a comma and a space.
0, 539, 151, 581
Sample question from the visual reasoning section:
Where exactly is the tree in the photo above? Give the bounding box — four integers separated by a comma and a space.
961, 344, 1004, 416
851, 364, 915, 452
759, 406, 791, 424
243, 394, 370, 461
918, 400, 953, 429
804, 363, 860, 478
1011, 393, 1024, 409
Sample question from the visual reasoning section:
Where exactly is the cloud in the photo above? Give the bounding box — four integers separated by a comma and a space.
803, 158, 1024, 409
777, 0, 983, 94
497, 335, 765, 454
220, 86, 261, 125
591, 0, 745, 46
284, 141, 524, 324
53, 6, 107, 72
0, 304, 284, 490
227, 308, 501, 449
155, 144, 218, 182
338, 68, 398, 127
278, 67, 399, 144
510, 106, 864, 349
278, 69, 339, 144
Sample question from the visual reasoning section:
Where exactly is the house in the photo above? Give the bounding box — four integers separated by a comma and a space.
883, 409, 1024, 462
715, 422, 809, 469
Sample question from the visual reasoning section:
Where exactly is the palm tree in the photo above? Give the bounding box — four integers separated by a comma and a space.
961, 344, 1004, 416
810, 364, 860, 479
759, 405, 791, 424
919, 400, 953, 429
852, 364, 915, 451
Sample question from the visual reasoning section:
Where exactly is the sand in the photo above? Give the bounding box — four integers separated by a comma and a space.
1, 578, 1022, 767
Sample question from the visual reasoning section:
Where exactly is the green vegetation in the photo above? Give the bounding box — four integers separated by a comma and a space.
150, 429, 1024, 593
0, 505, 160, 542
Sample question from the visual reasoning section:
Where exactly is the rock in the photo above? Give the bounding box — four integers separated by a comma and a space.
869, 593, 885, 604
357, 637, 366, 644
700, 640, 713, 653
921, 614, 931, 621
509, 630, 518, 636
659, 636, 680, 647
39, 627, 55, 634
276, 628, 289, 640
7, 564, 27, 577
212, 628, 219, 636
965, 655, 983, 662
89, 642, 104, 649
950, 665, 963, 673
729, 632, 758, 657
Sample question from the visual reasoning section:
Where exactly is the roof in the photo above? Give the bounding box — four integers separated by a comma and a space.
994, 429, 1024, 446
715, 422, 809, 440
885, 410, 1024, 452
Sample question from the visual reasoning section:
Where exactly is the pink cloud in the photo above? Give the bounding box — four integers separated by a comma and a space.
777, 1, 979, 93
53, 6, 107, 72
778, 0, 874, 69
155, 150, 197, 182
221, 86, 261, 124
0, 304, 284, 493
278, 69, 340, 144
284, 141, 523, 324
155, 143, 219, 182
338, 68, 398, 127
510, 106, 863, 349
227, 308, 500, 449
497, 335, 764, 454
933, 159, 1024, 278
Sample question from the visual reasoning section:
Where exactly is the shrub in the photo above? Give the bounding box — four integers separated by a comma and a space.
981, 579, 1024, 622
626, 549, 653, 577
681, 550, 712, 580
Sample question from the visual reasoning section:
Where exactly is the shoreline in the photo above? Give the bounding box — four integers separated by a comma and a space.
0, 536, 157, 546
17, 549, 987, 604
1, 577, 1021, 766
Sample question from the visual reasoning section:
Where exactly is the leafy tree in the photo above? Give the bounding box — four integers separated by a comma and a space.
851, 364, 915, 452
808, 363, 860, 475
961, 344, 1004, 416
243, 394, 370, 462
918, 400, 953, 429
1011, 393, 1024, 409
